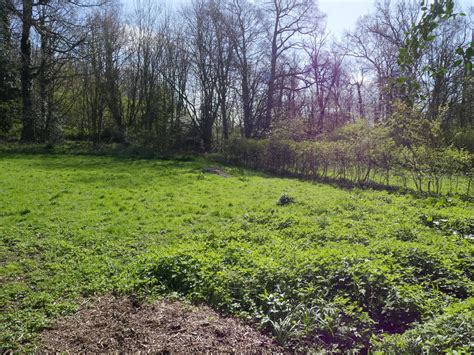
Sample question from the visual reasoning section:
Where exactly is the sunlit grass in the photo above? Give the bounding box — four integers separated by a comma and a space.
1, 152, 472, 351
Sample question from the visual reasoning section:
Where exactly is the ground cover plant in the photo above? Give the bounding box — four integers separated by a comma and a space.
1, 150, 473, 352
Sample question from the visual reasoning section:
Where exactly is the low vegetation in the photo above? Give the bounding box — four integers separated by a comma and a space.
1, 150, 472, 352
1, 0, 472, 351
222, 105, 474, 196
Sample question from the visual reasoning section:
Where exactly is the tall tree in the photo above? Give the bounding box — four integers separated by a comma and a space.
7, 0, 105, 142
344, 0, 420, 120
263, 0, 322, 132
210, 0, 234, 141
19, 0, 34, 141
101, 6, 126, 142
0, 1, 19, 135
227, 0, 266, 138
183, 0, 220, 151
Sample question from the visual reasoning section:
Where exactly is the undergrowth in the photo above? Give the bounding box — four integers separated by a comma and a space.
0, 150, 472, 352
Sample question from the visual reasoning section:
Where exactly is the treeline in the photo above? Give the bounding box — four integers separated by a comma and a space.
223, 102, 473, 195
0, 0, 472, 151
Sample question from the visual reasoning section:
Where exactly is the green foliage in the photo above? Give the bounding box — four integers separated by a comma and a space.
399, 0, 473, 75
277, 193, 294, 206
452, 128, 474, 153
387, 101, 474, 194
386, 101, 443, 148
0, 149, 472, 352
0, 3, 19, 136
0, 100, 19, 135
223, 118, 473, 195
373, 299, 474, 353
271, 118, 308, 141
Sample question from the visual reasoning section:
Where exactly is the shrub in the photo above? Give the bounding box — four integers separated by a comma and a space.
222, 132, 472, 195
372, 300, 474, 353
277, 194, 294, 206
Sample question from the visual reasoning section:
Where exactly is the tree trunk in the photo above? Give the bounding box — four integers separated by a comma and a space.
264, 26, 278, 133
20, 0, 34, 142
356, 82, 364, 118
241, 68, 253, 138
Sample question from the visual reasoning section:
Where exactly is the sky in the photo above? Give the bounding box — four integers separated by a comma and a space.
120, 0, 474, 38
319, 0, 473, 38
318, 0, 373, 37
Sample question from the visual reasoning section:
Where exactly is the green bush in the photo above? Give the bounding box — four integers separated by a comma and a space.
277, 194, 294, 206
373, 299, 474, 353
134, 237, 472, 351
452, 128, 474, 153
222, 120, 473, 195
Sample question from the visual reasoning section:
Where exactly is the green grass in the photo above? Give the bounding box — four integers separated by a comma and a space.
1, 151, 473, 352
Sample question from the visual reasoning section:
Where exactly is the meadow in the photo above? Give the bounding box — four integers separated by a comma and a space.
1, 149, 473, 352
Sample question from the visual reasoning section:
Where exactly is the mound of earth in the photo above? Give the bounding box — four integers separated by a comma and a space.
202, 167, 230, 177
39, 296, 283, 353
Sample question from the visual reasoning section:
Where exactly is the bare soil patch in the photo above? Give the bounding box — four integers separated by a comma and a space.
39, 296, 283, 353
202, 167, 231, 177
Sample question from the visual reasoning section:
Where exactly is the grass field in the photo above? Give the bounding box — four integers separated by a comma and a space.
1, 151, 473, 352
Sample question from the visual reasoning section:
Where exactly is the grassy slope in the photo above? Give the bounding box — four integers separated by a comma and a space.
1, 152, 473, 351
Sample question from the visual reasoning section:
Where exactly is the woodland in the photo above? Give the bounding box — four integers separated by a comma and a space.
0, 0, 473, 352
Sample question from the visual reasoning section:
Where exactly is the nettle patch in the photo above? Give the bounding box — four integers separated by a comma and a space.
133, 238, 473, 351
421, 213, 474, 240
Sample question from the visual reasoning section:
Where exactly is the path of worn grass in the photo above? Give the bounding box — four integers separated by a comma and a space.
1, 153, 473, 351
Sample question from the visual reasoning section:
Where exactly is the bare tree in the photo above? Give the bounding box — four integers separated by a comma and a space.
421, 13, 470, 122
226, 0, 266, 138
304, 30, 341, 134
18, 0, 34, 141
6, 0, 106, 142
344, 0, 420, 121
183, 0, 220, 151
77, 12, 107, 144
209, 0, 234, 141
100, 6, 126, 142
263, 0, 322, 132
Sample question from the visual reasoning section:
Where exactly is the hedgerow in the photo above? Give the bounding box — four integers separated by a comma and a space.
221, 118, 473, 195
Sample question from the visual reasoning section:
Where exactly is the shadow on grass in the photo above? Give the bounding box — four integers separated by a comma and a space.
0, 141, 198, 161
1, 142, 472, 201
0, 142, 204, 172
214, 159, 474, 202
